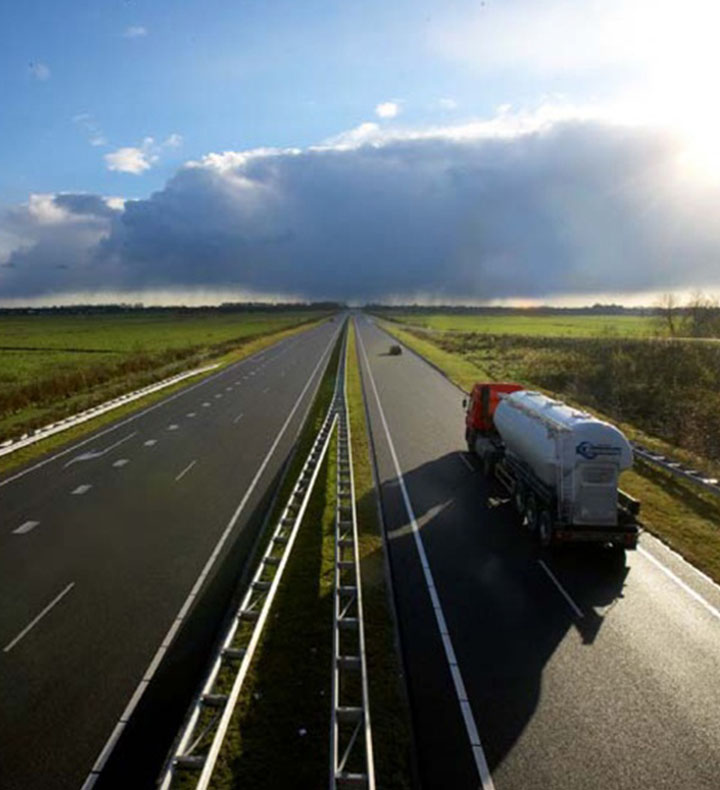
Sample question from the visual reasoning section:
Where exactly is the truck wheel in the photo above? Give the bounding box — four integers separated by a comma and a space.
513, 481, 526, 516
538, 509, 553, 548
525, 493, 539, 532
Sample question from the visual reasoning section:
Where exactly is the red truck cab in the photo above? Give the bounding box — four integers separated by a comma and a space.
465, 382, 525, 435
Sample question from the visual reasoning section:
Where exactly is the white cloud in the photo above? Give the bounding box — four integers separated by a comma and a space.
437, 98, 458, 110
105, 140, 157, 174
104, 134, 182, 174
375, 101, 399, 119
123, 26, 148, 39
28, 62, 50, 81
321, 122, 382, 149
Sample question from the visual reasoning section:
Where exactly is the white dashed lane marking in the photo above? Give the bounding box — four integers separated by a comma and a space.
12, 521, 39, 535
3, 582, 75, 653
233, 413, 244, 424
168, 424, 179, 431
112, 459, 129, 468
187, 412, 196, 418
72, 484, 92, 495
202, 402, 211, 408
214, 394, 222, 399
175, 460, 197, 482
144, 440, 157, 447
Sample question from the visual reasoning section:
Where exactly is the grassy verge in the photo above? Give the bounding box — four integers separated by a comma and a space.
347, 320, 414, 788
0, 316, 330, 479
378, 318, 720, 584
0, 310, 331, 442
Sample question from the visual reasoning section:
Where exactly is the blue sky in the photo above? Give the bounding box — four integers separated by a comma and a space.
1, 0, 620, 201
2, 0, 720, 304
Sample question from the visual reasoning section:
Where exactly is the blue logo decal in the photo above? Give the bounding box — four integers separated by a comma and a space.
576, 441, 621, 460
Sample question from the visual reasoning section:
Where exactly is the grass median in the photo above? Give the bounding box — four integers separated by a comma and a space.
172, 322, 414, 788
376, 317, 720, 585
346, 320, 415, 788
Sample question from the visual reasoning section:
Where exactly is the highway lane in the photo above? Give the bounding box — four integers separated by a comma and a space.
355, 313, 720, 790
0, 318, 342, 790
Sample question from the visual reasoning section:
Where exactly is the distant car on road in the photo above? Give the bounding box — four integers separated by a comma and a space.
389, 344, 402, 356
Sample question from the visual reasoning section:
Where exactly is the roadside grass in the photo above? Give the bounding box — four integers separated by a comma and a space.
0, 310, 329, 442
379, 310, 657, 337
378, 318, 720, 584
347, 320, 414, 788
0, 316, 331, 480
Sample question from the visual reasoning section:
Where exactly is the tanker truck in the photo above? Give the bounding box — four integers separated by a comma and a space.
464, 383, 641, 549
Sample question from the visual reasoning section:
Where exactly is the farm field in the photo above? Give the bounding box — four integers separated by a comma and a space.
379, 310, 657, 337
0, 309, 330, 442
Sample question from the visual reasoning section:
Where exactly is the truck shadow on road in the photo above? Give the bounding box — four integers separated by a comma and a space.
369, 450, 631, 782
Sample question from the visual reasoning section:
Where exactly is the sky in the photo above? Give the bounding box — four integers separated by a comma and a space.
2, 0, 720, 306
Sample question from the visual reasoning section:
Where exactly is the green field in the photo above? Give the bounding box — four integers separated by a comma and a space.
0, 309, 329, 441
380, 311, 657, 337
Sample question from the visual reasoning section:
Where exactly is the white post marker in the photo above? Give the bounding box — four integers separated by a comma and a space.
356, 324, 495, 790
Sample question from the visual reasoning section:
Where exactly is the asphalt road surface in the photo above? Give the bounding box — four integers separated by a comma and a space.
0, 318, 341, 790
355, 314, 720, 790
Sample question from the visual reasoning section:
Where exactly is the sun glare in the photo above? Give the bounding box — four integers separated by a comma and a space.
628, 0, 720, 182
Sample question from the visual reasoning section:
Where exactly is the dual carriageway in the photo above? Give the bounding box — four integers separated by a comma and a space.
1, 314, 719, 788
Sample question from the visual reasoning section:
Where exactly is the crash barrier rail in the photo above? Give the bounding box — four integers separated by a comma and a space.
161, 327, 374, 790
329, 336, 375, 790
0, 364, 220, 459
632, 442, 720, 498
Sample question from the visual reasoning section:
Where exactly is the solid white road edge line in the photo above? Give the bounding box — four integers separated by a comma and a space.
640, 532, 720, 595
356, 326, 495, 790
537, 560, 584, 619
80, 322, 340, 789
174, 460, 197, 482
638, 547, 720, 622
0, 326, 318, 488
3, 582, 75, 653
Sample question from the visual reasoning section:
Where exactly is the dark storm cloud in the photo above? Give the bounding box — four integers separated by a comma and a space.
2, 119, 720, 302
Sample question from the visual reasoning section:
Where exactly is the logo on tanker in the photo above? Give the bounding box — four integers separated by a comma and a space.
576, 441, 622, 460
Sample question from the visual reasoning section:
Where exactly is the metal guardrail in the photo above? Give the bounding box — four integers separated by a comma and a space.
329, 336, 375, 790
632, 442, 720, 498
161, 323, 375, 790
160, 405, 338, 789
